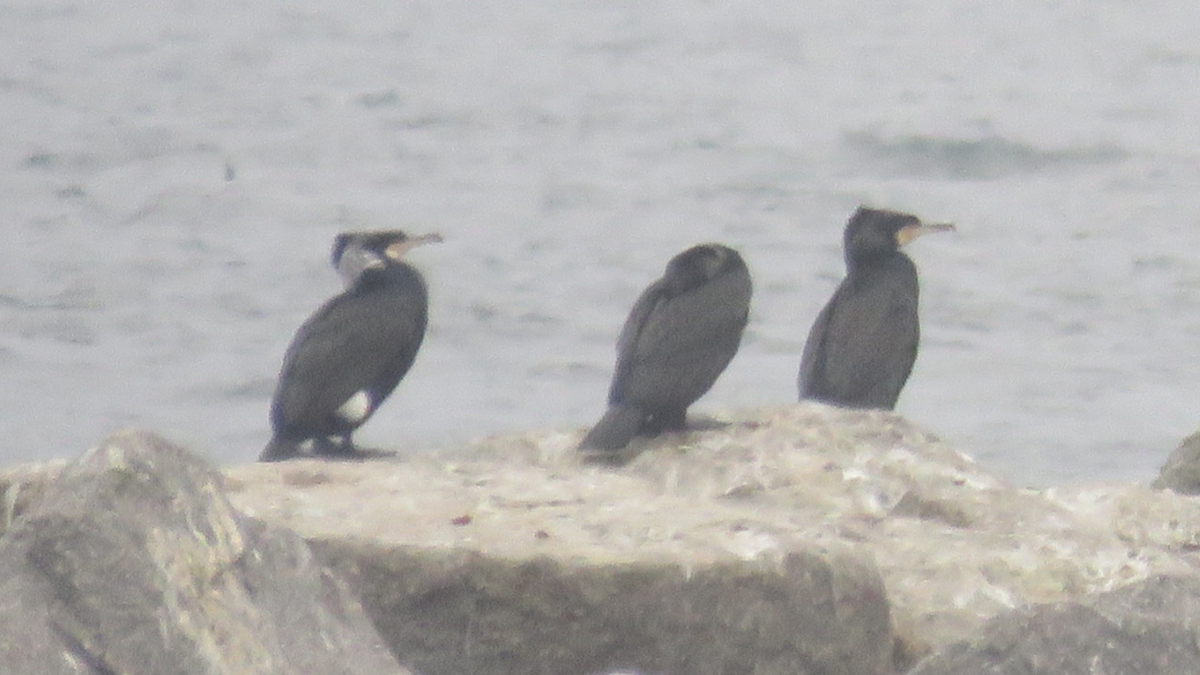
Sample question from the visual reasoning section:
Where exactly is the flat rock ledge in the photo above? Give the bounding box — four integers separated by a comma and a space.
5, 404, 1200, 675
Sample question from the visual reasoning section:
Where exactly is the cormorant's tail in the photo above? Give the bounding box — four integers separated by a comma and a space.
579, 404, 644, 452
259, 437, 300, 462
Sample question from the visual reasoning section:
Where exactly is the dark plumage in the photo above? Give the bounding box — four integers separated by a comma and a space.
580, 243, 753, 453
260, 230, 442, 462
798, 207, 953, 410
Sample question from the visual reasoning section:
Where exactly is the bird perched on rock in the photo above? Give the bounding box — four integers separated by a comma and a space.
798, 207, 953, 410
580, 243, 753, 454
260, 230, 442, 461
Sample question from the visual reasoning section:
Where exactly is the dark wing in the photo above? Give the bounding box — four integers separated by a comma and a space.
611, 267, 751, 409
270, 282, 426, 432
797, 296, 837, 398
799, 269, 918, 409
608, 278, 671, 404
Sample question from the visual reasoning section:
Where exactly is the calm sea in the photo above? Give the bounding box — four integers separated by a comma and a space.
4, 0, 1200, 486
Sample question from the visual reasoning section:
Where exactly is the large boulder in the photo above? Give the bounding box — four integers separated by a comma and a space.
228, 428, 894, 675
908, 574, 1200, 675
225, 404, 1200, 673
7, 405, 1200, 674
0, 430, 408, 675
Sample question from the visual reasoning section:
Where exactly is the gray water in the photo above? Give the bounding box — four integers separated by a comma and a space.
4, 0, 1200, 486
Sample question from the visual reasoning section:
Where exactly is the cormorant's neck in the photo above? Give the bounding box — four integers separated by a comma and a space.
352, 261, 420, 290
846, 248, 906, 274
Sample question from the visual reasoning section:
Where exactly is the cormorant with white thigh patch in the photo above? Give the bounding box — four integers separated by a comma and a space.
260, 230, 442, 461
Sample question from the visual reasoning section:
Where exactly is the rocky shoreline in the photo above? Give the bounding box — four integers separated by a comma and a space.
3, 404, 1200, 674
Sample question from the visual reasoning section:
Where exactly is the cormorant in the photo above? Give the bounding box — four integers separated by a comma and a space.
798, 207, 953, 410
260, 230, 442, 461
580, 243, 752, 453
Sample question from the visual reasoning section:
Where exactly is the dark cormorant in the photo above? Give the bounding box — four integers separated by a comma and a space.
798, 207, 953, 410
580, 243, 752, 453
260, 230, 442, 461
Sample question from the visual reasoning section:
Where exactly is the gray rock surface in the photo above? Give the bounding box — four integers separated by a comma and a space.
908, 574, 1200, 675
225, 404, 1200, 673
229, 417, 895, 675
1152, 430, 1200, 494
322, 540, 888, 675
0, 430, 408, 675
6, 406, 1200, 675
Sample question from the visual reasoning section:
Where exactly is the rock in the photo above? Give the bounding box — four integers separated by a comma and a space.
228, 424, 894, 675
0, 430, 409, 675
907, 574, 1200, 675
224, 404, 1200, 673
326, 543, 888, 675
0, 458, 64, 533
1151, 430, 1200, 494
7, 405, 1200, 674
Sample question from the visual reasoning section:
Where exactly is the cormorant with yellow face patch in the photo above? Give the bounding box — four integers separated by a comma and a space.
798, 207, 953, 410
260, 230, 442, 461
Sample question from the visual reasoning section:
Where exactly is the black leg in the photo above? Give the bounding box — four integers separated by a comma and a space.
642, 408, 687, 436
313, 435, 355, 456
313, 434, 397, 461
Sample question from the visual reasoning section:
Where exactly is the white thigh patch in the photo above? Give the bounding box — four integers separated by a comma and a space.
335, 391, 372, 423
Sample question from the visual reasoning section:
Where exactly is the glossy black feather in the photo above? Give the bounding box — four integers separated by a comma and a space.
262, 250, 429, 461
581, 244, 752, 452
798, 207, 933, 410
798, 254, 918, 409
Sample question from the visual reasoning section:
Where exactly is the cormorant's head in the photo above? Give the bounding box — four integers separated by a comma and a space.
332, 230, 443, 285
843, 207, 953, 266
664, 243, 744, 292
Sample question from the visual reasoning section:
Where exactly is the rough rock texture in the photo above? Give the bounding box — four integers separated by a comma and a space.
0, 430, 408, 675
224, 405, 1200, 674
6, 406, 1200, 675
1151, 430, 1200, 494
228, 432, 894, 675
908, 574, 1200, 675
0, 458, 65, 531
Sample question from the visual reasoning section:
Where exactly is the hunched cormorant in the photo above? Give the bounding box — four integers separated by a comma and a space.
580, 243, 753, 453
260, 230, 442, 461
798, 207, 953, 410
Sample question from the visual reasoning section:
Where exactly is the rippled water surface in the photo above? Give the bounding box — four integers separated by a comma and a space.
4, 0, 1200, 485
